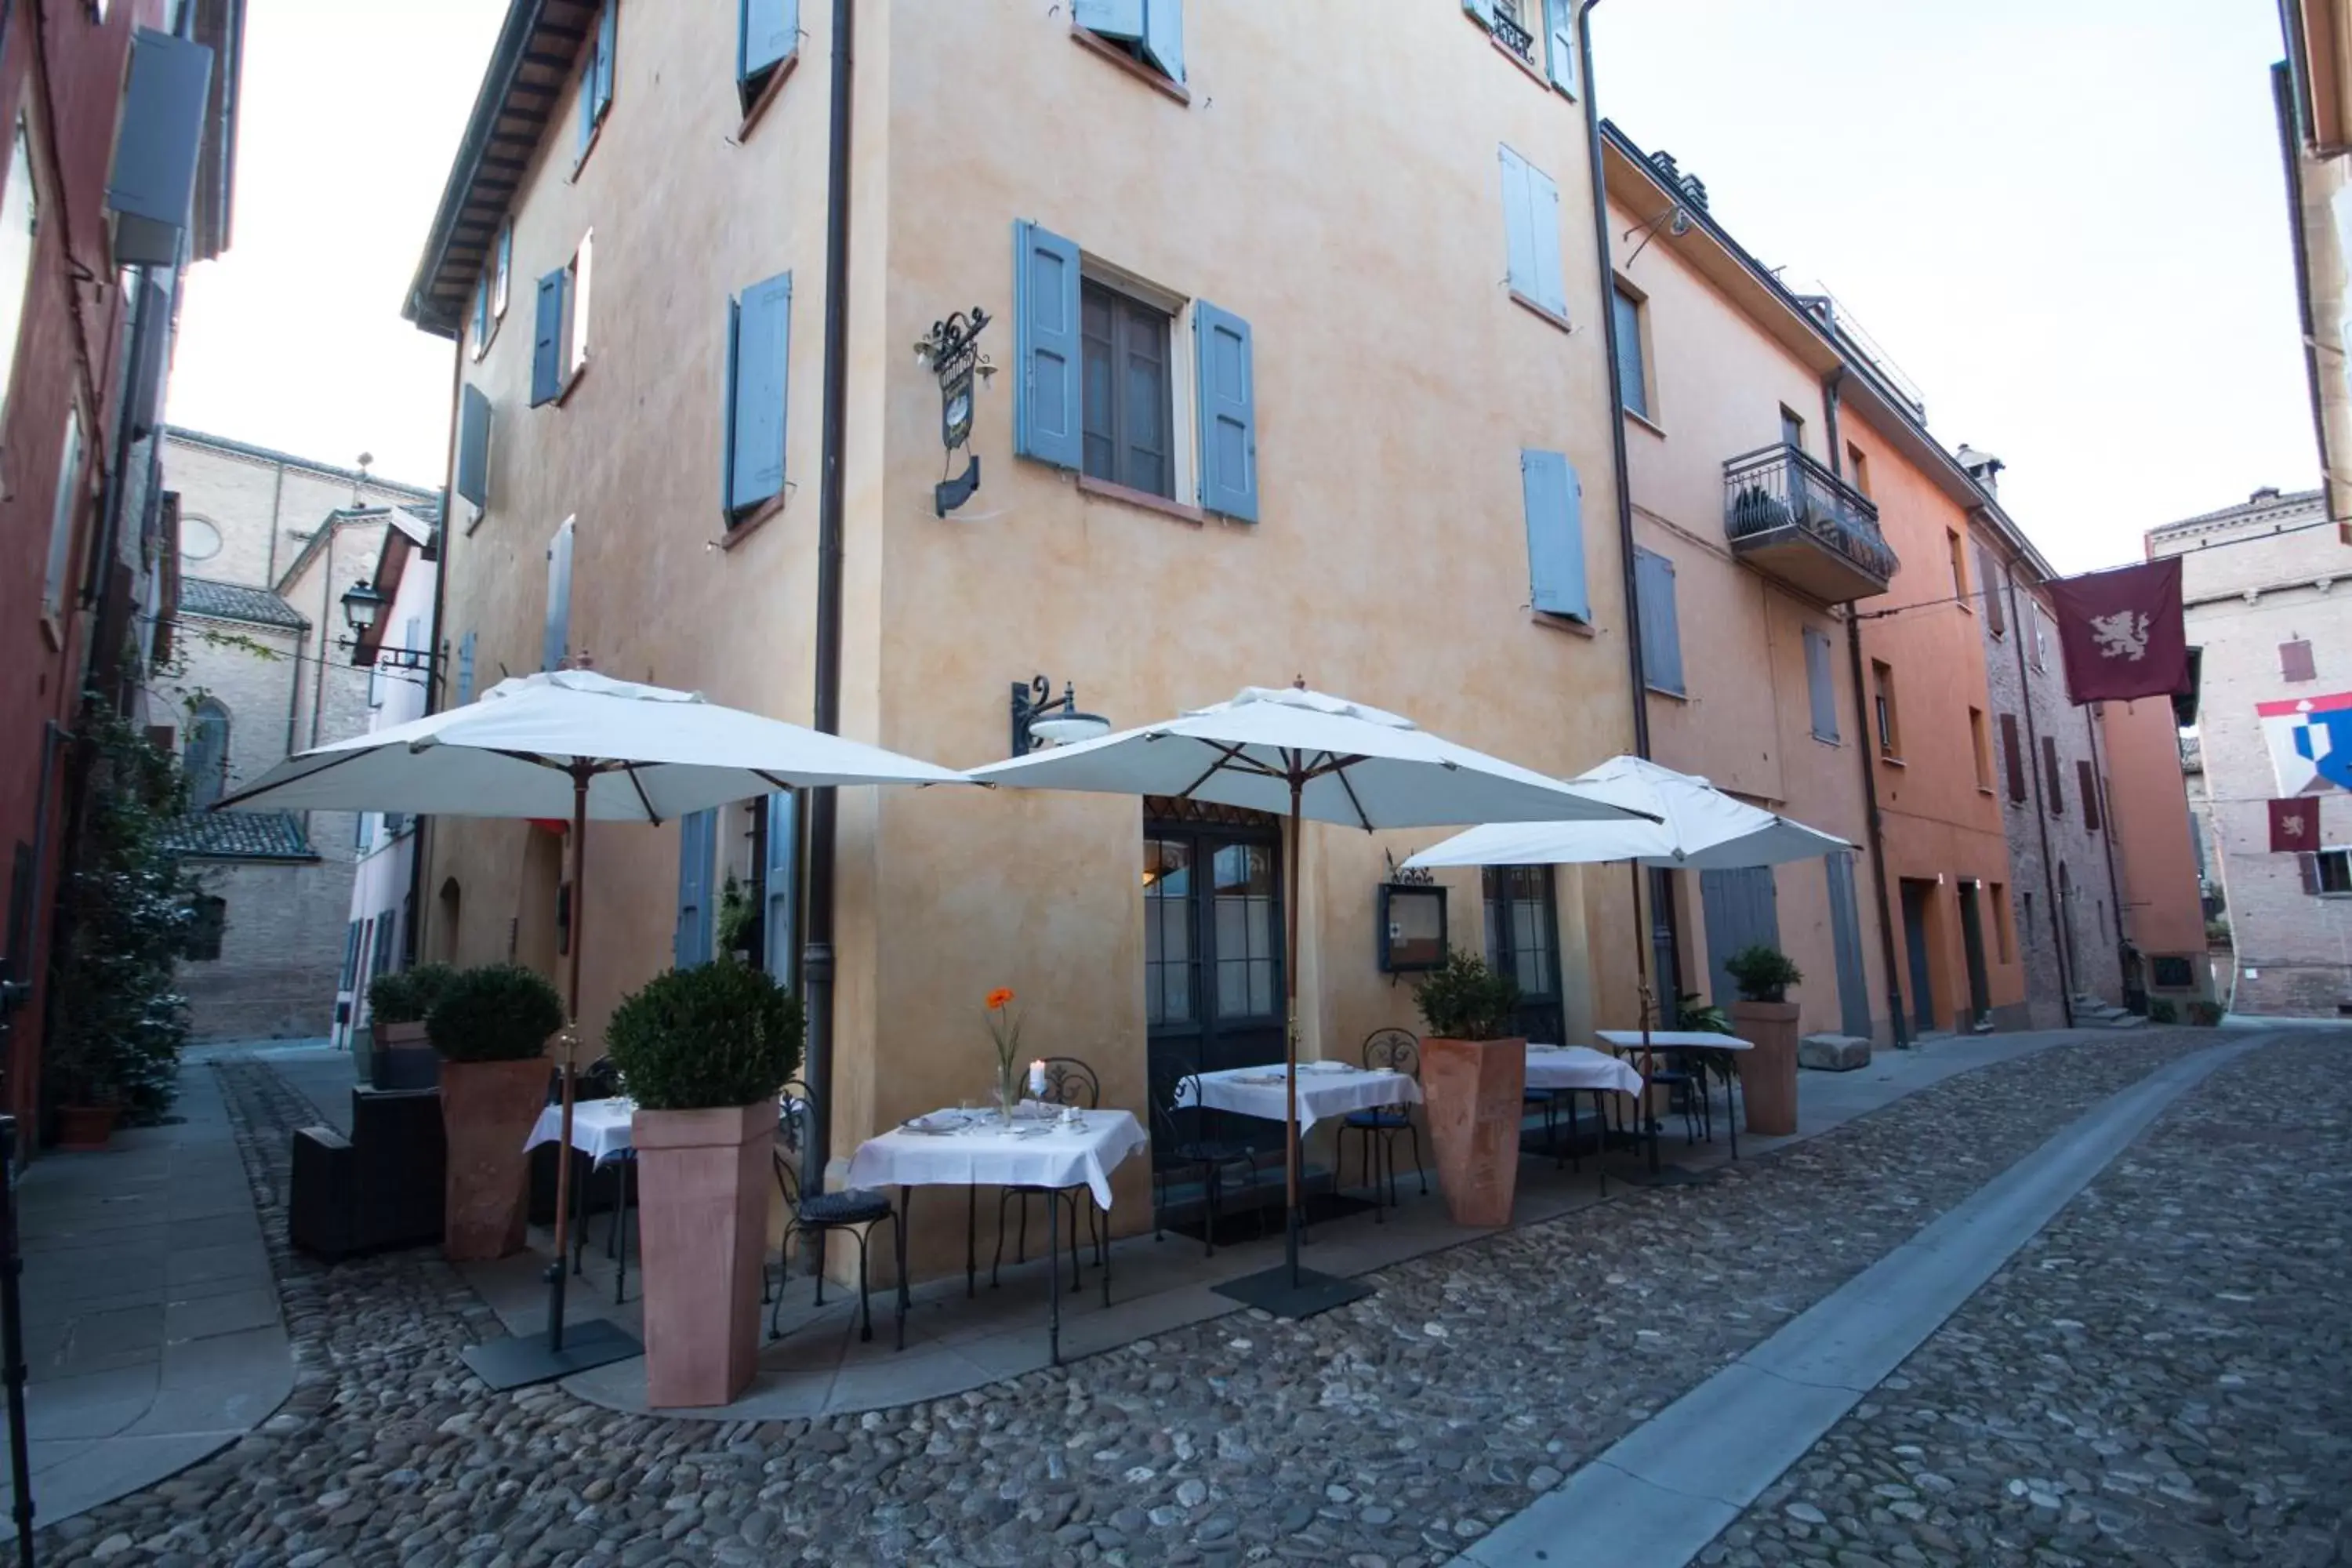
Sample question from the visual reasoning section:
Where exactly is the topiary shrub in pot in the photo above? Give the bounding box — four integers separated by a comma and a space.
605, 960, 801, 1408
1410, 950, 1526, 1228
367, 963, 459, 1091
1722, 944, 1803, 1136
427, 964, 564, 1261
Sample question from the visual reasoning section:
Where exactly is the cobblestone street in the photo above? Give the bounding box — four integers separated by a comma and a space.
1711, 1033, 2352, 1568
27, 1029, 2347, 1568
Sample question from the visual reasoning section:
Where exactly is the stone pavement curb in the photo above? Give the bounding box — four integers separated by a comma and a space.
1454, 1032, 2275, 1568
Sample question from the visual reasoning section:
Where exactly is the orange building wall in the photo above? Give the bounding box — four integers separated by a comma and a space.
1844, 410, 2024, 1034
2099, 697, 2215, 999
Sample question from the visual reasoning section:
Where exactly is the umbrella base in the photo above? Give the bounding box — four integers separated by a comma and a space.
460, 1317, 641, 1391
1617, 1165, 1718, 1189
1212, 1264, 1374, 1319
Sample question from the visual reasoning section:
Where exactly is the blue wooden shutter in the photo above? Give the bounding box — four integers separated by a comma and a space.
495, 221, 513, 315
1804, 626, 1838, 741
1700, 867, 1780, 1009
1824, 852, 1872, 1037
104, 28, 212, 265
740, 0, 798, 95
456, 384, 492, 507
1521, 449, 1588, 620
1499, 146, 1537, 303
1462, 0, 1494, 23
1074, 0, 1144, 40
724, 271, 791, 519
1610, 286, 1647, 418
531, 270, 565, 405
1636, 547, 1683, 695
593, 3, 617, 124
764, 792, 797, 981
1544, 0, 1577, 93
675, 809, 714, 968
1012, 220, 1083, 470
471, 274, 491, 355
543, 518, 574, 671
456, 630, 477, 706
1194, 300, 1258, 522
1142, 0, 1185, 82
1527, 163, 1566, 318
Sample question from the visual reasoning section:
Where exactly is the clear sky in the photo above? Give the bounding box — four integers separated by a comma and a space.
1592, 0, 2314, 572
165, 1, 2310, 571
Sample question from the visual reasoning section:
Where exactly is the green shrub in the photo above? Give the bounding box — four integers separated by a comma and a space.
2146, 997, 2179, 1025
426, 964, 565, 1062
1412, 949, 1523, 1041
1724, 945, 1803, 1004
604, 961, 802, 1111
1675, 991, 1730, 1034
368, 963, 460, 1025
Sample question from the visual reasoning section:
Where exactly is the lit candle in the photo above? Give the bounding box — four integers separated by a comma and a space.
1029, 1059, 1047, 1096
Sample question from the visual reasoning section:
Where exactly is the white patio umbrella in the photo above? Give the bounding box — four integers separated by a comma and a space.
1406, 754, 1853, 1174
966, 684, 1653, 1313
215, 669, 965, 1383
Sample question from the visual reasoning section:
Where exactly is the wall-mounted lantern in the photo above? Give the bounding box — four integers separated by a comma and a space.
1009, 674, 1110, 757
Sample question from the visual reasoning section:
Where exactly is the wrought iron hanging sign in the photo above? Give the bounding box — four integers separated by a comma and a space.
914, 307, 993, 517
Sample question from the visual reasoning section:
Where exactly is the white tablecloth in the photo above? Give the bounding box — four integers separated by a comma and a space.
1524, 1044, 1646, 1095
846, 1109, 1147, 1212
1595, 1029, 1754, 1054
1176, 1063, 1422, 1133
524, 1098, 637, 1163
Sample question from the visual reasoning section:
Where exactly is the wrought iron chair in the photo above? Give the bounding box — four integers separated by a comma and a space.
990, 1055, 1104, 1290
771, 1079, 905, 1348
1336, 1029, 1427, 1220
1149, 1069, 1264, 1257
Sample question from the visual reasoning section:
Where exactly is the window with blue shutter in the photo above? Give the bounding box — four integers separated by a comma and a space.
1635, 547, 1683, 695
675, 809, 715, 968
1544, 0, 1577, 93
1194, 299, 1258, 522
763, 792, 797, 981
531, 269, 565, 406
1498, 146, 1566, 322
456, 630, 477, 707
456, 385, 492, 508
739, 0, 799, 111
724, 271, 791, 522
1804, 626, 1838, 742
1611, 284, 1648, 419
1074, 0, 1183, 82
579, 2, 615, 158
1520, 449, 1588, 621
103, 27, 212, 266
493, 220, 512, 318
1013, 220, 1083, 470
543, 517, 575, 672
470, 274, 492, 359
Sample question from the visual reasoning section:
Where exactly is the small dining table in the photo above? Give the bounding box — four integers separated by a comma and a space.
846, 1106, 1147, 1365
1176, 1062, 1422, 1222
1595, 1029, 1753, 1163
1523, 1045, 1645, 1174
524, 1097, 640, 1291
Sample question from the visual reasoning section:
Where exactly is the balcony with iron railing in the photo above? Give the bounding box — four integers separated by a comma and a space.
1722, 443, 1900, 602
1490, 1, 1537, 64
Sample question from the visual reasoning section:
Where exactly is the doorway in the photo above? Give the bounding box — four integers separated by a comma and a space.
1899, 878, 1937, 1034
2057, 862, 2079, 992
1957, 880, 1992, 1029
1145, 810, 1285, 1152
1484, 865, 1565, 1042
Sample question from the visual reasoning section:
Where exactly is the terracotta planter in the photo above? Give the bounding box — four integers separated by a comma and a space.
438, 1056, 549, 1261
53, 1105, 119, 1150
1730, 1000, 1801, 1137
372, 1020, 441, 1091
631, 1102, 772, 1409
1420, 1037, 1526, 1228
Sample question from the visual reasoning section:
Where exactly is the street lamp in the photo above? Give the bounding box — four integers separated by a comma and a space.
340, 578, 390, 634
1009, 675, 1110, 757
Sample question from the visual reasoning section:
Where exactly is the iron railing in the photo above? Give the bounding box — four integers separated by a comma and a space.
1722, 443, 1900, 584
1490, 2, 1537, 64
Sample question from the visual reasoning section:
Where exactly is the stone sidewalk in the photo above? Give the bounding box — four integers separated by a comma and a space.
1, 1052, 295, 1528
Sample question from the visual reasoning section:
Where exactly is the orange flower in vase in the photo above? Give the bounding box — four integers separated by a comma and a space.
985, 987, 1014, 1011
982, 987, 1023, 1120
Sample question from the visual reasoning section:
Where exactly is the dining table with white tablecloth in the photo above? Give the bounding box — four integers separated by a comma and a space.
1523, 1044, 1646, 1096
1595, 1029, 1752, 1161
1174, 1060, 1422, 1132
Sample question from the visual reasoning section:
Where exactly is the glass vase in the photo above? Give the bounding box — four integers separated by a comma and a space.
994, 1062, 1021, 1126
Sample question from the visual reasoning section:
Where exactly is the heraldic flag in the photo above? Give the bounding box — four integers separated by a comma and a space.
2045, 557, 2190, 705
2271, 796, 2320, 853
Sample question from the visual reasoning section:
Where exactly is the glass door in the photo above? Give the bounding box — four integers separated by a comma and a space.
1145, 818, 1286, 1152
1484, 865, 1563, 1043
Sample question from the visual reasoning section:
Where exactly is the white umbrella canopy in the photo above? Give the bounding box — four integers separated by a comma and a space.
966, 685, 1653, 829
212, 669, 966, 818
967, 684, 1653, 1307
1404, 755, 1853, 872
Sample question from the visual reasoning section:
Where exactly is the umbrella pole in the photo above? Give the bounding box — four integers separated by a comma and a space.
1284, 774, 1304, 1289
1630, 862, 1659, 1176
546, 766, 590, 1352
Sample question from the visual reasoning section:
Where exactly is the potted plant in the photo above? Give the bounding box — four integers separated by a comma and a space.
1722, 945, 1802, 1136
426, 964, 564, 1261
367, 964, 458, 1091
606, 959, 802, 1408
1411, 949, 1526, 1228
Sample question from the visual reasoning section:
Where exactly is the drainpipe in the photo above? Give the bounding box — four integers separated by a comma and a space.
801, 0, 855, 1192
1577, 0, 1648, 763
1822, 373, 1908, 1047
2000, 545, 2074, 1028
